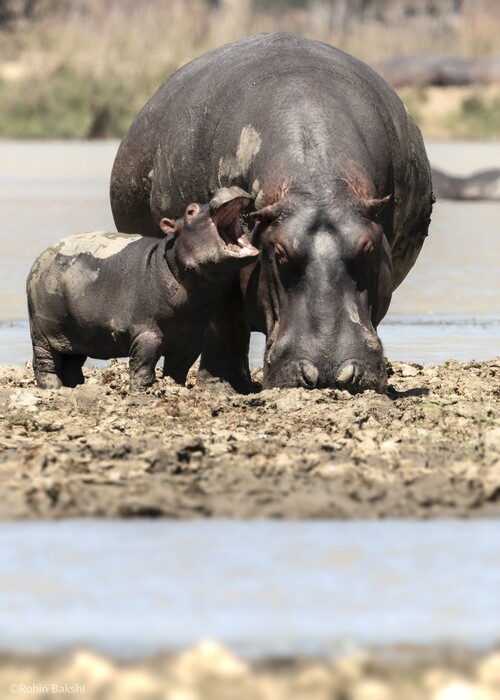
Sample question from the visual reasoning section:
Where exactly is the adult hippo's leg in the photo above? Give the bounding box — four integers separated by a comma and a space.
197, 284, 253, 394
163, 344, 202, 385
61, 355, 86, 388
162, 324, 205, 385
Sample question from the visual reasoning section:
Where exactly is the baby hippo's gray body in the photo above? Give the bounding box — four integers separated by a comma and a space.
27, 189, 257, 391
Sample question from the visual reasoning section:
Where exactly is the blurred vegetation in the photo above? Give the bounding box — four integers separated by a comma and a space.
0, 0, 499, 138
448, 92, 500, 138
398, 86, 428, 127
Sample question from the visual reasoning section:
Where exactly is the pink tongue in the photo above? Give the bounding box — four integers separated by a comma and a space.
236, 237, 258, 255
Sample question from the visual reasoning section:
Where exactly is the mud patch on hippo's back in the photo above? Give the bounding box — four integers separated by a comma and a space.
218, 125, 262, 187
31, 233, 142, 298
43, 257, 99, 297
54, 232, 143, 259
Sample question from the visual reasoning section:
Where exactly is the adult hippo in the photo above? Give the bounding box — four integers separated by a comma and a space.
110, 33, 433, 392
374, 54, 473, 88
431, 166, 500, 201
375, 54, 500, 88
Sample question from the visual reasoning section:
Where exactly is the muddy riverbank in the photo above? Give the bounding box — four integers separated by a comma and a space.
0, 357, 498, 520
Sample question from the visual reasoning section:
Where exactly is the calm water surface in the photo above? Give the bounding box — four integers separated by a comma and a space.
1, 520, 500, 658
0, 140, 499, 365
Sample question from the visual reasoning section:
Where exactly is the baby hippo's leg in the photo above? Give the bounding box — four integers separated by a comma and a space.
31, 333, 63, 389
129, 328, 163, 392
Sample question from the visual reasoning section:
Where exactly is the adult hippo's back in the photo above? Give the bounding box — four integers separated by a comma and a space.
110, 33, 433, 392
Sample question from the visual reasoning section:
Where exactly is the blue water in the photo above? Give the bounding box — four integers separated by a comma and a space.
1, 521, 500, 658
3, 316, 499, 368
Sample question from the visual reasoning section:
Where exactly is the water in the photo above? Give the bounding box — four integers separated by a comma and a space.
4, 316, 499, 368
0, 140, 499, 366
1, 520, 500, 658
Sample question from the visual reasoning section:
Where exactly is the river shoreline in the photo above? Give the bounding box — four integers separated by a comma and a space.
1, 357, 498, 520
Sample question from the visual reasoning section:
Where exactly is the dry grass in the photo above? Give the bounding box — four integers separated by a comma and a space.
0, 0, 499, 138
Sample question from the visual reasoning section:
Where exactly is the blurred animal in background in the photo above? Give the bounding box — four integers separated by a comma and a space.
431, 166, 500, 200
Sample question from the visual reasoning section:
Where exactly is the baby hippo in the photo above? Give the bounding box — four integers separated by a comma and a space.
27, 187, 258, 391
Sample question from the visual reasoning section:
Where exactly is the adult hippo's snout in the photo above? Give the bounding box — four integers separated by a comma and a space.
265, 351, 387, 393
254, 191, 393, 394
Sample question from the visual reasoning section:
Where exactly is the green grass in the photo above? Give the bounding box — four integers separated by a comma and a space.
447, 93, 500, 139
399, 86, 429, 128
0, 65, 170, 138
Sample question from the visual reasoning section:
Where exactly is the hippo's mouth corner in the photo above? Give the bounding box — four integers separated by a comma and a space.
212, 198, 259, 258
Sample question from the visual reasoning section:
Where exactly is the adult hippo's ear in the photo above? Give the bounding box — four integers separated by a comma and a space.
250, 200, 284, 224
362, 194, 392, 221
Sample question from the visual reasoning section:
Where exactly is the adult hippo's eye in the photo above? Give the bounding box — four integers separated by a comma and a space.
352, 230, 380, 265
348, 233, 379, 290
272, 242, 306, 289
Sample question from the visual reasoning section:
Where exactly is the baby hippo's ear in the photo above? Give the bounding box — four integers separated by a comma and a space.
160, 218, 178, 236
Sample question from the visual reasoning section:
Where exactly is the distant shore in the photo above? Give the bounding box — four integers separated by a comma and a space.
1, 1, 499, 140
1, 357, 499, 520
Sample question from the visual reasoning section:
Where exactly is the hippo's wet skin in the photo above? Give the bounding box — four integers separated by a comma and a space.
110, 33, 433, 393
27, 190, 257, 391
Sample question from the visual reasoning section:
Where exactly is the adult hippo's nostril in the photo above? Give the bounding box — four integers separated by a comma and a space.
268, 359, 319, 389
335, 361, 359, 389
298, 360, 319, 389
335, 360, 387, 393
